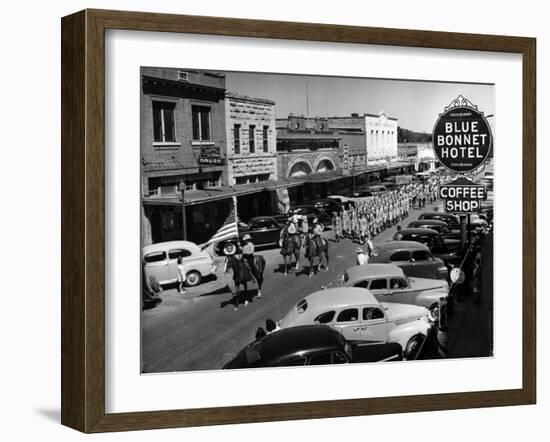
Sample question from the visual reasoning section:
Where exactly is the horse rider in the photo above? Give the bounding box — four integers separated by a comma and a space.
241, 233, 255, 270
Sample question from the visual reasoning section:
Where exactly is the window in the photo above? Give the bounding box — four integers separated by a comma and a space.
168, 249, 192, 260
390, 278, 408, 290
257, 174, 270, 182
262, 125, 269, 152
369, 279, 387, 290
363, 307, 384, 321
177, 71, 189, 82
353, 280, 369, 289
143, 251, 166, 264
206, 178, 220, 188
332, 352, 348, 364
235, 176, 247, 185
336, 308, 359, 322
249, 125, 256, 153
412, 250, 432, 261
389, 251, 411, 262
308, 353, 332, 366
296, 299, 308, 313
233, 124, 241, 154
192, 105, 211, 141
314, 311, 335, 324
282, 357, 307, 366
152, 101, 176, 142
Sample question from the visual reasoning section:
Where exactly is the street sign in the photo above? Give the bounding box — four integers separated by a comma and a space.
439, 176, 486, 213
198, 156, 224, 166
432, 96, 492, 173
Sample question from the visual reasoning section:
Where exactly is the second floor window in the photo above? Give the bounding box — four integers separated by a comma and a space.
249, 125, 255, 153
192, 105, 211, 141
262, 125, 269, 152
152, 101, 176, 143
233, 124, 241, 154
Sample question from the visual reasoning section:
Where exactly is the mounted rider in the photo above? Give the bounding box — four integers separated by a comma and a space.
241, 233, 255, 270
280, 214, 300, 242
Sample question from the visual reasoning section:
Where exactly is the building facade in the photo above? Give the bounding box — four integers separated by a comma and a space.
225, 93, 277, 185
140, 67, 230, 245
364, 112, 399, 165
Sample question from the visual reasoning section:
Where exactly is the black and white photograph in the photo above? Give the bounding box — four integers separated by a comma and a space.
140, 67, 494, 373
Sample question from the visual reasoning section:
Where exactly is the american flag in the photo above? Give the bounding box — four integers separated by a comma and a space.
202, 196, 239, 247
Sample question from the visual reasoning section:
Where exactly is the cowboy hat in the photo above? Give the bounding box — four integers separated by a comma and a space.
355, 247, 364, 253
243, 234, 252, 241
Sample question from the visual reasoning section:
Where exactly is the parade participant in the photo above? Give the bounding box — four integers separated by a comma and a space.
312, 218, 324, 237
342, 209, 350, 238
300, 214, 309, 239
356, 246, 368, 265
332, 212, 342, 242
359, 212, 368, 245
365, 232, 374, 258
241, 233, 255, 269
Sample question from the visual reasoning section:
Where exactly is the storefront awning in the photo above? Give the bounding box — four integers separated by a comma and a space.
142, 178, 305, 207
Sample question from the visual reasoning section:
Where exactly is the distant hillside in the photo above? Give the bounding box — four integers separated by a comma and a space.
398, 127, 432, 143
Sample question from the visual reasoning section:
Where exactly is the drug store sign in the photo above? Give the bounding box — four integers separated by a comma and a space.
432, 96, 493, 173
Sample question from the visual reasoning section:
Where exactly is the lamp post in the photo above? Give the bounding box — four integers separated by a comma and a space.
179, 181, 188, 241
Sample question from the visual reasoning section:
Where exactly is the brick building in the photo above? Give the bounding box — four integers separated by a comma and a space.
140, 67, 230, 245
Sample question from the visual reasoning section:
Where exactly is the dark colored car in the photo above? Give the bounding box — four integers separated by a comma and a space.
364, 184, 389, 195
392, 228, 461, 265
407, 219, 460, 241
215, 216, 283, 256
345, 189, 374, 198
369, 241, 449, 280
222, 325, 403, 369
310, 198, 343, 215
418, 212, 461, 231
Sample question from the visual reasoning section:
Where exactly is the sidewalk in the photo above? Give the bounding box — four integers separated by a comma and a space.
447, 231, 493, 358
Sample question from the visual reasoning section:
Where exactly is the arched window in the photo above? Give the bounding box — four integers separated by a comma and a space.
316, 159, 335, 173
288, 161, 312, 177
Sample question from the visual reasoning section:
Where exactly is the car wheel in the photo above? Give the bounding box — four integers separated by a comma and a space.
223, 242, 237, 256
404, 334, 425, 360
185, 271, 202, 287
428, 303, 440, 323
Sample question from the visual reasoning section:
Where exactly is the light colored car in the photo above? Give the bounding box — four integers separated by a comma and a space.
341, 264, 449, 322
142, 240, 216, 287
277, 287, 432, 359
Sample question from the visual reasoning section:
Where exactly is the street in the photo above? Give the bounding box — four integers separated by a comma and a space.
141, 199, 493, 373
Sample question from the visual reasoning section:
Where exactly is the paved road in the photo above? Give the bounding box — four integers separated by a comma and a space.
141, 199, 451, 373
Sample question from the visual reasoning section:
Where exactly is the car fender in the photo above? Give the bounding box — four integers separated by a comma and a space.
388, 320, 431, 349
415, 289, 449, 308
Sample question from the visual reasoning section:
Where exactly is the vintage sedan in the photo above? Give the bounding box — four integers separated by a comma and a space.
215, 216, 283, 256
277, 287, 432, 359
341, 264, 448, 322
223, 325, 403, 369
392, 227, 462, 264
418, 211, 461, 231
407, 219, 460, 240
142, 240, 217, 287
310, 198, 343, 214
287, 205, 332, 229
369, 241, 448, 280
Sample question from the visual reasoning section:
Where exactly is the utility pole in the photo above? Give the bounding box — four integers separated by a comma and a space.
179, 181, 188, 240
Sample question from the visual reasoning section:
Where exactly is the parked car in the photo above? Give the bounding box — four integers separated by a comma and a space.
310, 198, 343, 214
142, 240, 217, 287
345, 189, 374, 199
277, 287, 432, 359
418, 212, 461, 231
369, 241, 448, 280
364, 184, 389, 195
222, 325, 403, 369
341, 264, 448, 321
391, 228, 461, 265
407, 219, 460, 240
327, 195, 356, 209
214, 216, 284, 256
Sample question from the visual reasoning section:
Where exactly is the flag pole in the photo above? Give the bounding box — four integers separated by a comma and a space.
233, 195, 239, 239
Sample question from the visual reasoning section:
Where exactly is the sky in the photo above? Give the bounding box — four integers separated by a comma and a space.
223, 71, 494, 133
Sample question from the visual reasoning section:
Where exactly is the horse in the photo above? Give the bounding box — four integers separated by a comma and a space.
279, 229, 302, 275
224, 254, 266, 310
304, 234, 330, 278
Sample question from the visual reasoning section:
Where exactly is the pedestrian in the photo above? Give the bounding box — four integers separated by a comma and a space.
255, 327, 267, 340
359, 212, 368, 244
356, 246, 368, 265
176, 256, 187, 295
395, 224, 403, 240
333, 212, 343, 242
365, 233, 374, 258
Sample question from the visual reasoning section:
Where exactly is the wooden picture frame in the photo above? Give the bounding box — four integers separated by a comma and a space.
61, 9, 536, 433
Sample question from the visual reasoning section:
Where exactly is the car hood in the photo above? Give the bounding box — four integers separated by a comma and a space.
381, 302, 428, 321
408, 277, 448, 292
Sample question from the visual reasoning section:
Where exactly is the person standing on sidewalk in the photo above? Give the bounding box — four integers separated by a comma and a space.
176, 256, 187, 295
